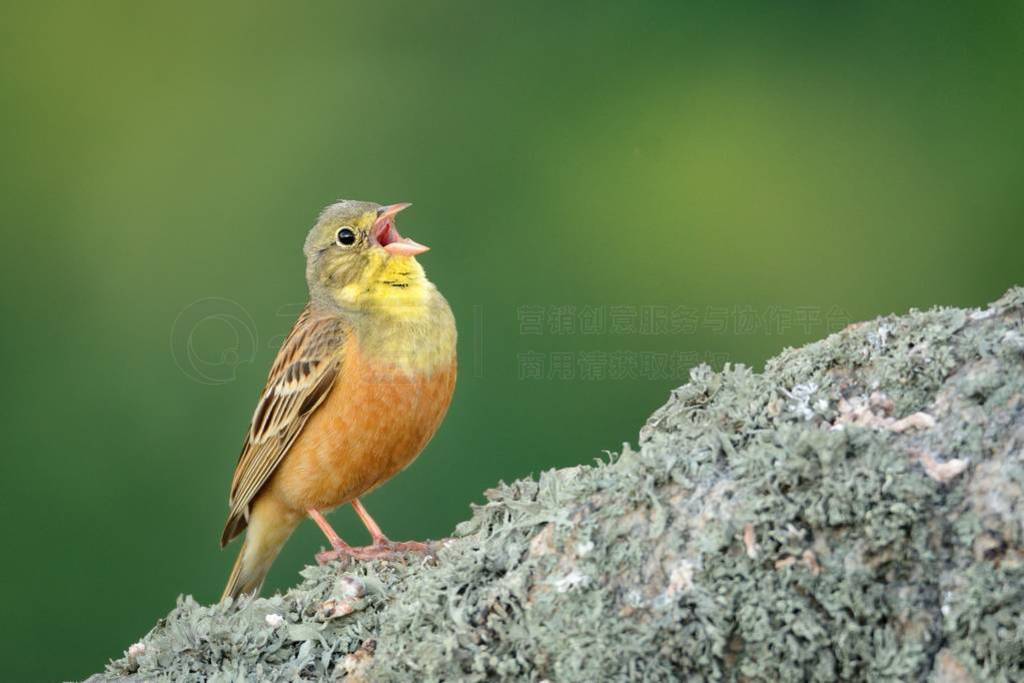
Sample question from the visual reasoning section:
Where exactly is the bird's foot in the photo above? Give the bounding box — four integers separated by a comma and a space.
316, 541, 357, 566
316, 538, 438, 566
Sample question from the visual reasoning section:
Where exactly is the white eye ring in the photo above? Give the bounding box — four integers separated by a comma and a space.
336, 227, 356, 246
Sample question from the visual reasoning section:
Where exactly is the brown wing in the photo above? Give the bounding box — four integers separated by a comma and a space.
220, 305, 347, 546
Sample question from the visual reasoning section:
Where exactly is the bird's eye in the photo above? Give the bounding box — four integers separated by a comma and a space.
336, 228, 356, 246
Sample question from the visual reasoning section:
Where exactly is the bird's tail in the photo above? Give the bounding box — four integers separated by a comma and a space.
222, 496, 301, 602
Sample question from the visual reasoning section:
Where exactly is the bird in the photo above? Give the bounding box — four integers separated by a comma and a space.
220, 200, 457, 601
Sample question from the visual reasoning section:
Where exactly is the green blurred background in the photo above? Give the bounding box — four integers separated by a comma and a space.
1, 1, 1021, 679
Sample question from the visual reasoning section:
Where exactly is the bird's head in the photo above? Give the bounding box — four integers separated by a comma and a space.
304, 200, 433, 316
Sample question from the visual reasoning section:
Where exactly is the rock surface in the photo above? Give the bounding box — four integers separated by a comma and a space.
91, 288, 1024, 682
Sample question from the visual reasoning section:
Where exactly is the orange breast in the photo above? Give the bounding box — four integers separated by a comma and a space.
268, 337, 457, 512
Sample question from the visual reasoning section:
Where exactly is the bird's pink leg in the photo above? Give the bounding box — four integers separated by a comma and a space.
351, 498, 390, 545
309, 509, 357, 565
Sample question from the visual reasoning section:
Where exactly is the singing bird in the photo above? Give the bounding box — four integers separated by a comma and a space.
220, 200, 457, 601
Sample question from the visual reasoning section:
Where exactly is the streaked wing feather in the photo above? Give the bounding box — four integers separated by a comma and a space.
221, 306, 346, 545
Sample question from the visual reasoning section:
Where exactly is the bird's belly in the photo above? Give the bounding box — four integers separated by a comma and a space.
271, 351, 456, 512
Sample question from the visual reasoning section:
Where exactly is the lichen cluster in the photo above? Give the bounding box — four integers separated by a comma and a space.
91, 288, 1024, 682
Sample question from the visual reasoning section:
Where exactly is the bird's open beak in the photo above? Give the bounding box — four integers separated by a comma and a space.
372, 203, 429, 256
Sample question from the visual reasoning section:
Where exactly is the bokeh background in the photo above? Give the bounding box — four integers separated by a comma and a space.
1, 2, 1022, 680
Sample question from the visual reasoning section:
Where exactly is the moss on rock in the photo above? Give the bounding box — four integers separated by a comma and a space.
90, 288, 1024, 682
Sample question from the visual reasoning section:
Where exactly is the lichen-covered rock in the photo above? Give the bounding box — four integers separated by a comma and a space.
90, 288, 1024, 682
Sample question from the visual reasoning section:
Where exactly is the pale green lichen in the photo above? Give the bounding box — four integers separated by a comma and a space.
90, 288, 1024, 682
